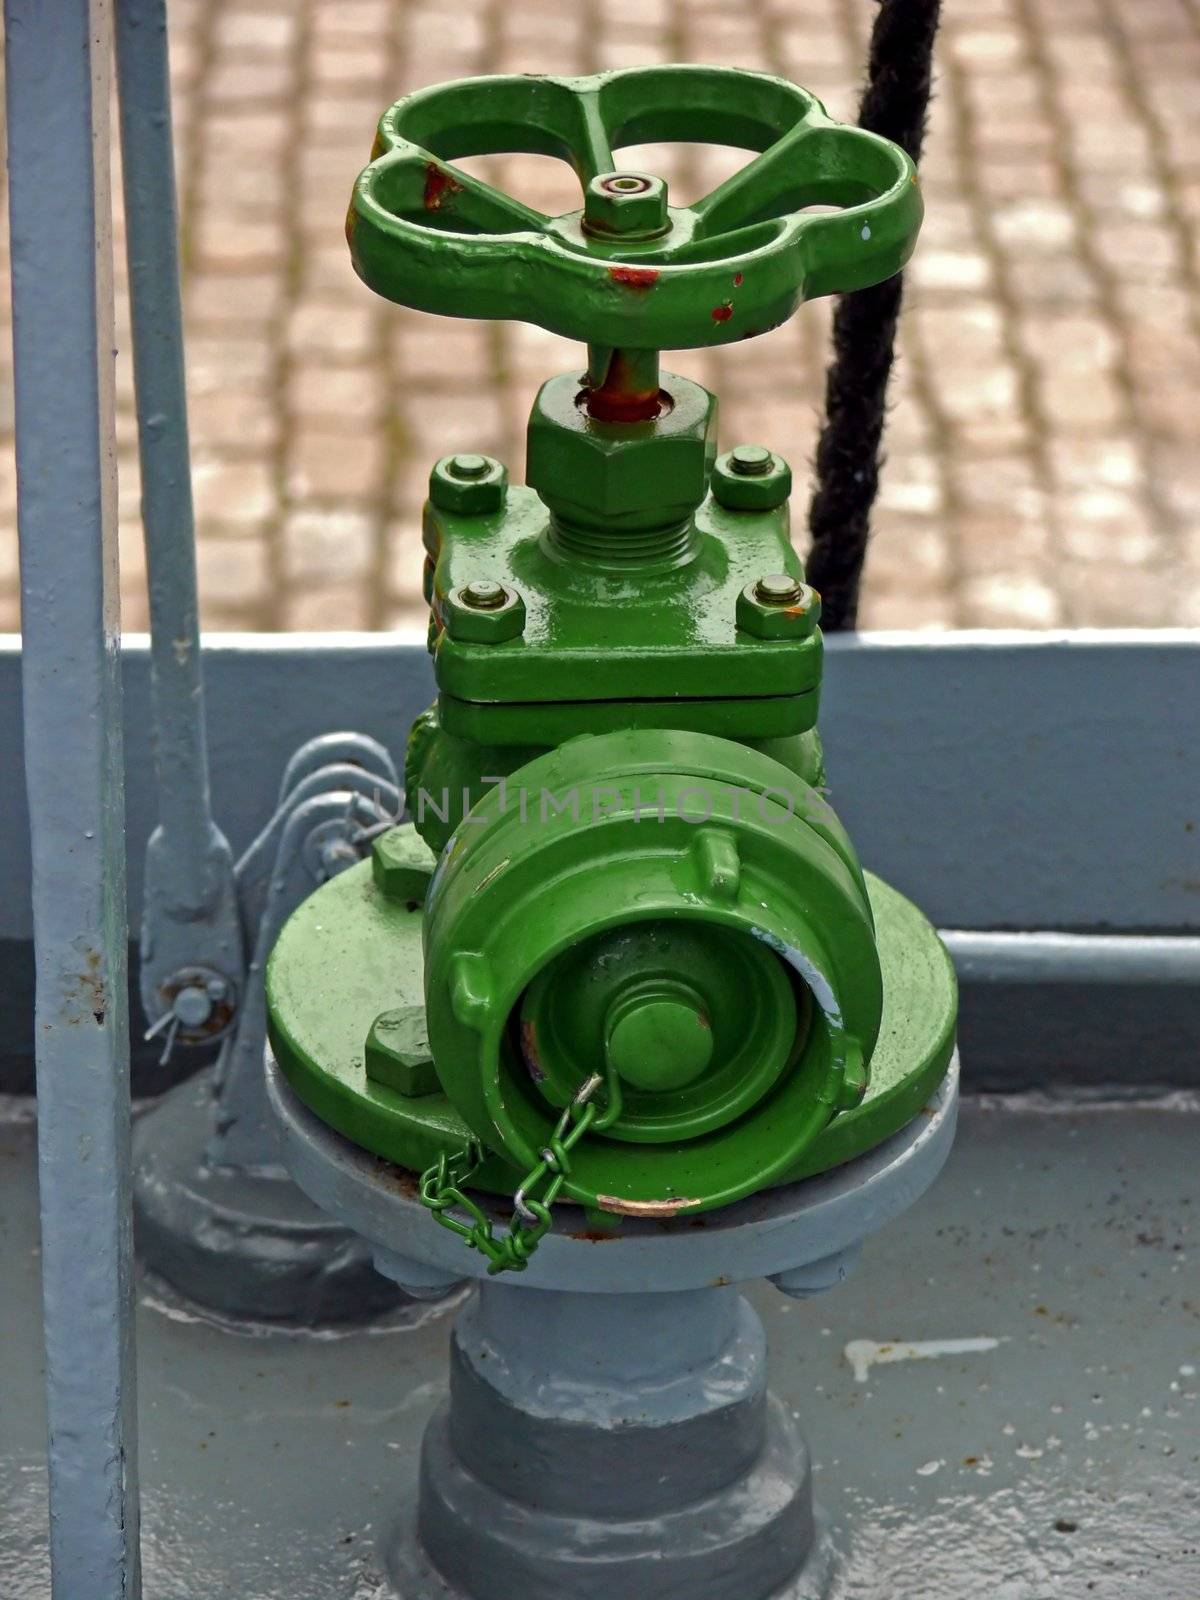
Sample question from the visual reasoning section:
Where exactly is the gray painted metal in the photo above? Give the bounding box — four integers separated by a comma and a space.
944, 929, 1200, 984
114, 0, 244, 1028
132, 766, 406, 1322
0, 630, 1192, 940
4, 0, 142, 1593
5, 1097, 1198, 1598
265, 1048, 958, 1294
388, 1285, 834, 1599
268, 1055, 955, 1597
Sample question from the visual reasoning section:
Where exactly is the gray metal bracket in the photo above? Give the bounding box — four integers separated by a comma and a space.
132, 737, 412, 1323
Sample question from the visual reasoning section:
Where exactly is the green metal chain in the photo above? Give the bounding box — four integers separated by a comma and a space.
418, 1071, 620, 1275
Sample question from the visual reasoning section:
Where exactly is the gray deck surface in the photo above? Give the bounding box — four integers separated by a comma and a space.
2, 1096, 1197, 1599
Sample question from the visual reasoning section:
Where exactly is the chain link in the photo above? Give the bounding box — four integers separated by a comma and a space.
418, 1071, 620, 1275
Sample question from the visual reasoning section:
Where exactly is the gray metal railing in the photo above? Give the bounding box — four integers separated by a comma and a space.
5, 0, 142, 1593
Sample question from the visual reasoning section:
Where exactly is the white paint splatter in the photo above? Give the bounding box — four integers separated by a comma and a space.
915, 1459, 943, 1476
861, 223, 872, 241
844, 1336, 1006, 1383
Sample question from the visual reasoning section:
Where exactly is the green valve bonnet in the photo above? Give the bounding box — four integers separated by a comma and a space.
422, 730, 883, 1218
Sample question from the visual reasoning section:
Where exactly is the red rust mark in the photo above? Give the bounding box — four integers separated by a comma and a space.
711, 301, 733, 323
585, 346, 664, 423
733, 271, 744, 287
569, 1228, 622, 1243
423, 162, 462, 211
607, 264, 660, 290
520, 1018, 544, 1081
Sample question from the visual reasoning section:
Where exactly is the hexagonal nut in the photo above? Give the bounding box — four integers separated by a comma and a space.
710, 446, 793, 512
428, 453, 508, 515
735, 578, 822, 641
582, 172, 669, 239
441, 581, 526, 644
527, 372, 717, 528
372, 824, 438, 903
365, 1006, 440, 1098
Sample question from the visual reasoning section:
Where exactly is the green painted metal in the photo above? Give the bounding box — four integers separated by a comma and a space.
423, 481, 822, 738
265, 836, 956, 1194
348, 66, 921, 350
264, 63, 955, 1265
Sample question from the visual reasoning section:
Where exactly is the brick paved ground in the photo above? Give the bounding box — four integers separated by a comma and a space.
1, 0, 1199, 632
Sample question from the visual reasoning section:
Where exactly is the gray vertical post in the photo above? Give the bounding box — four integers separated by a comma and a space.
115, 0, 243, 1023
5, 0, 142, 1595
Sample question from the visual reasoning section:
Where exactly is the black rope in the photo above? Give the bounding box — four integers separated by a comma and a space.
806, 0, 943, 630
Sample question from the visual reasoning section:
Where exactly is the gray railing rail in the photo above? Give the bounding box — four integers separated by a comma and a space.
5, 0, 142, 1595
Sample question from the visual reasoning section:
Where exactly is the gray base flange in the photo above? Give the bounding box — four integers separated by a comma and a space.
266, 1050, 958, 1599
133, 1069, 409, 1324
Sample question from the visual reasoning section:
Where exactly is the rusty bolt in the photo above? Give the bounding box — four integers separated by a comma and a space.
736, 577, 821, 641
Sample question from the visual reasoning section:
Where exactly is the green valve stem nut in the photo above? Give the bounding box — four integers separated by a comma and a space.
582, 171, 670, 240
711, 445, 792, 512
737, 576, 821, 641
429, 453, 508, 515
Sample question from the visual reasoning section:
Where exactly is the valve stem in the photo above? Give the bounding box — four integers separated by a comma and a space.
585, 344, 662, 423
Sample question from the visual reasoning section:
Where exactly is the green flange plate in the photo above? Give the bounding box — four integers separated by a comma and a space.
266, 859, 956, 1198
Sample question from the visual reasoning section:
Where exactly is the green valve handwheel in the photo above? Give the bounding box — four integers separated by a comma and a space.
348, 65, 922, 352
422, 730, 882, 1218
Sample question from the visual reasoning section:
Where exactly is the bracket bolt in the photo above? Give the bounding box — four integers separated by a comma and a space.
461, 578, 507, 610
729, 444, 773, 477
447, 453, 491, 481
754, 573, 805, 605
172, 985, 214, 1029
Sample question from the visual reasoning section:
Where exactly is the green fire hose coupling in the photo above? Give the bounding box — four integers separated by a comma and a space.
422, 729, 882, 1219
265, 62, 955, 1278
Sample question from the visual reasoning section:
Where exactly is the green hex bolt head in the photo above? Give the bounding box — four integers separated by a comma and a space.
441, 580, 526, 643
582, 171, 670, 240
428, 453, 508, 515
711, 445, 793, 511
372, 824, 439, 903
736, 576, 821, 640
365, 1005, 440, 1098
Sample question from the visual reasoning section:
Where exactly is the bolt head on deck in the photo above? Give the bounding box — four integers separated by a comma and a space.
372, 824, 438, 903
711, 445, 793, 511
582, 171, 670, 240
365, 1006, 439, 1098
736, 577, 821, 640
429, 453, 508, 515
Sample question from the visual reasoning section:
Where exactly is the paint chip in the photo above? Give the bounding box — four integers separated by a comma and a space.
844, 1336, 1005, 1383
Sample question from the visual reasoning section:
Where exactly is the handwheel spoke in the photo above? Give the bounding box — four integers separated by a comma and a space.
567, 85, 616, 185
362, 144, 553, 237
688, 123, 825, 240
